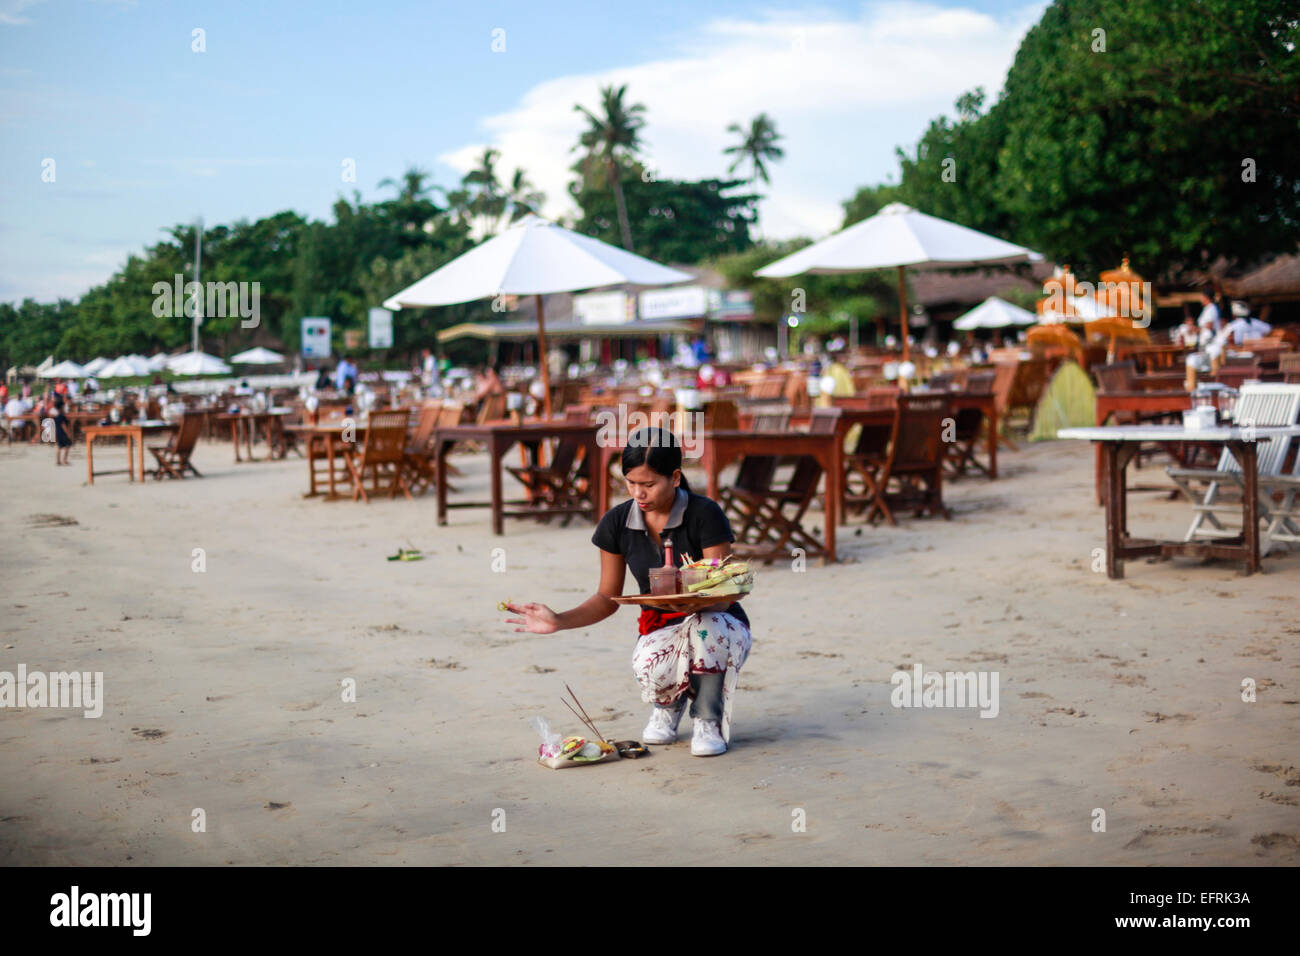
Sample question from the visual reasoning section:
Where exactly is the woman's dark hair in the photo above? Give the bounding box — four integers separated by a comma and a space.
622, 427, 691, 493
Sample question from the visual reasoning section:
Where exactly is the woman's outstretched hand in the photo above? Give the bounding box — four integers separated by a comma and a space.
503, 601, 560, 634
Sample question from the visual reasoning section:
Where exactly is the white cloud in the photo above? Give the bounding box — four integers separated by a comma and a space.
442, 1, 1046, 241
0, 0, 45, 26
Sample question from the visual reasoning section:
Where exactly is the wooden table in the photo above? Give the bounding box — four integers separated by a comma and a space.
1059, 425, 1300, 578
216, 410, 292, 462
433, 422, 601, 534
83, 421, 177, 484
702, 429, 839, 563
1092, 391, 1195, 504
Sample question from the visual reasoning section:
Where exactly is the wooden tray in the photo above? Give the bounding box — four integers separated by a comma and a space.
611, 592, 749, 614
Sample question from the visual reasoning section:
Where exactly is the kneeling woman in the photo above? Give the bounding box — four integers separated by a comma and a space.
503, 427, 751, 756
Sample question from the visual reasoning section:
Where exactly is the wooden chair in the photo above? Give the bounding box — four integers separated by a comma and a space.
989, 361, 1019, 452
728, 408, 841, 560
864, 394, 952, 526
150, 413, 204, 479
1167, 384, 1300, 544
270, 410, 305, 459
1279, 353, 1300, 384
342, 410, 412, 503
703, 400, 740, 431
505, 430, 588, 526
944, 372, 996, 479
403, 401, 443, 496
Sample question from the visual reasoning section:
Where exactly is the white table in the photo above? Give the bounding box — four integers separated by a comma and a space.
1059, 425, 1300, 578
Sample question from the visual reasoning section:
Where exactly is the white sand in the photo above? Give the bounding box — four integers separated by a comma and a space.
1, 433, 1297, 865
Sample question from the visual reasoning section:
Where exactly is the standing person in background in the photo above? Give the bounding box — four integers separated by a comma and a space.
335, 356, 357, 395
421, 348, 438, 392
51, 397, 72, 465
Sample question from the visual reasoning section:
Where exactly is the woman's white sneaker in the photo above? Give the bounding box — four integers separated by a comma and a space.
642, 699, 686, 744
691, 719, 727, 756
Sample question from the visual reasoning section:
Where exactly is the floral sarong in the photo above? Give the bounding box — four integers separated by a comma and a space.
632, 611, 752, 742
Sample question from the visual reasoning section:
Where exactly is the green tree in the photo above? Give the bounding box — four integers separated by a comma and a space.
572, 170, 756, 264
895, 0, 1300, 277
574, 84, 646, 252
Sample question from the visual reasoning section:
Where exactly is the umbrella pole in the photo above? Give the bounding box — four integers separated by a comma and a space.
897, 265, 910, 364
535, 294, 553, 419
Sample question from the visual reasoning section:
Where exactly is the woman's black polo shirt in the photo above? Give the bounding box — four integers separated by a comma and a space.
591, 487, 750, 629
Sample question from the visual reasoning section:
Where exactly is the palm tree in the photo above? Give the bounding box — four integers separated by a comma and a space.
462, 148, 507, 235
504, 168, 546, 225
378, 166, 438, 233
724, 113, 785, 233
574, 84, 646, 252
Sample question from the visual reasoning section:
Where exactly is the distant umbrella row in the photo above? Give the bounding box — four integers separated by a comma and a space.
38, 347, 286, 379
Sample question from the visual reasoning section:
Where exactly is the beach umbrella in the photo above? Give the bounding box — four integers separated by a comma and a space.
99, 356, 152, 378
756, 203, 1036, 362
147, 352, 172, 371
382, 214, 692, 416
36, 355, 54, 374
40, 360, 88, 379
230, 346, 285, 365
168, 351, 232, 375
83, 356, 112, 375
952, 296, 1038, 331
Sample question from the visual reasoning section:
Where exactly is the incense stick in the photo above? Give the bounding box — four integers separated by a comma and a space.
564, 684, 606, 742
562, 698, 599, 738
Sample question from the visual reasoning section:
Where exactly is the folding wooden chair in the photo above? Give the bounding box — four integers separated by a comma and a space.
506, 430, 589, 526
403, 401, 443, 496
944, 371, 995, 479
728, 408, 841, 560
989, 361, 1019, 452
1261, 448, 1300, 555
342, 410, 412, 503
150, 413, 204, 479
270, 410, 305, 459
1167, 384, 1300, 543
864, 394, 952, 526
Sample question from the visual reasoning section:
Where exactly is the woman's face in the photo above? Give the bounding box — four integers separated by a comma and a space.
623, 463, 679, 514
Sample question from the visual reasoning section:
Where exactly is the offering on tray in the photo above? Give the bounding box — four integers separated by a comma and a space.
679, 554, 754, 598
528, 688, 626, 769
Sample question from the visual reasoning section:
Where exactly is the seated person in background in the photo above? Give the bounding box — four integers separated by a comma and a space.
1213, 301, 1272, 349
473, 364, 506, 404
1172, 314, 1203, 347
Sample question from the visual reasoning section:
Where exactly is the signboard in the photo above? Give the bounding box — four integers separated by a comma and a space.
368, 307, 393, 349
301, 317, 331, 359
573, 290, 630, 325
640, 285, 709, 321
708, 289, 755, 322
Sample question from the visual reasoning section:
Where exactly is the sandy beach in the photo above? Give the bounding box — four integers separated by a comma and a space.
1, 435, 1297, 866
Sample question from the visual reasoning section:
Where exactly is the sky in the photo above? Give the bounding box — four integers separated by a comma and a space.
0, 0, 1047, 304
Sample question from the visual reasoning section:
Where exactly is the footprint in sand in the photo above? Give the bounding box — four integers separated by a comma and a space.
1144, 711, 1195, 723
131, 728, 168, 739
426, 658, 463, 670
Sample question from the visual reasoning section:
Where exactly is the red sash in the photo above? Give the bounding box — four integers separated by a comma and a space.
637, 607, 686, 635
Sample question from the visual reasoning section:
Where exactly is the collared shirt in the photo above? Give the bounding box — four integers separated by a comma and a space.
592, 487, 750, 629
1215, 317, 1272, 348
